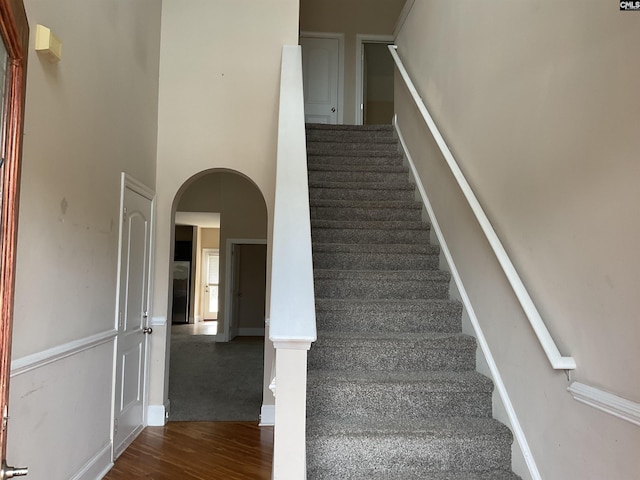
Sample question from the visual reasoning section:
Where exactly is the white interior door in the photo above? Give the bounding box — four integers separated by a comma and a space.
113, 178, 153, 458
202, 248, 219, 320
300, 36, 340, 124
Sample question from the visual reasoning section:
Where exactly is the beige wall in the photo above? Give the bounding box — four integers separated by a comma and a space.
201, 228, 220, 249
300, 0, 405, 124
396, 1, 640, 478
151, 0, 300, 411
9, 0, 161, 477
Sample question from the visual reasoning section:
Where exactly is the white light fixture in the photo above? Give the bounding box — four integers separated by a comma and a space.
35, 24, 62, 63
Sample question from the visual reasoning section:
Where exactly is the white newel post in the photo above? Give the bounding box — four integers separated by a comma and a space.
272, 346, 310, 479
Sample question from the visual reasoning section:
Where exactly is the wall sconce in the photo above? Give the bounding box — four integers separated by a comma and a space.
35, 24, 62, 63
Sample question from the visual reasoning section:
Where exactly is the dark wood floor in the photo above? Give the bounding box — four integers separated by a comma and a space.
103, 422, 273, 479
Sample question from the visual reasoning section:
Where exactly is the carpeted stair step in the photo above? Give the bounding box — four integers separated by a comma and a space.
306, 140, 398, 155
306, 123, 394, 131
309, 181, 415, 201
308, 331, 476, 372
306, 417, 514, 478
308, 168, 409, 185
306, 125, 395, 141
312, 243, 439, 270
315, 298, 463, 333
313, 269, 450, 300
307, 151, 405, 166
310, 199, 422, 222
311, 219, 430, 244
308, 163, 408, 173
306, 131, 397, 144
307, 370, 493, 419
314, 470, 521, 480
306, 123, 395, 139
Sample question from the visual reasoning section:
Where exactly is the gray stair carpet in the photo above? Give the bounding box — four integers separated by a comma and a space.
305, 123, 520, 480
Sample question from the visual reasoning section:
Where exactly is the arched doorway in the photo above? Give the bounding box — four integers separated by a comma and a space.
167, 169, 268, 421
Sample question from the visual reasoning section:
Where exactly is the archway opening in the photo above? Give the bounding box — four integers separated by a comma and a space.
167, 169, 268, 422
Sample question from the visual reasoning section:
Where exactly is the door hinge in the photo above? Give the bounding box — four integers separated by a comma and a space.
2, 404, 8, 432
122, 207, 128, 222
114, 418, 118, 434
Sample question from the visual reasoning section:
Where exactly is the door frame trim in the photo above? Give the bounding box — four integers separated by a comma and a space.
355, 34, 395, 125
300, 31, 345, 125
221, 238, 267, 342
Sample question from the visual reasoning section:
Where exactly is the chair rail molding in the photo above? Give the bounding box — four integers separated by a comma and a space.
568, 382, 640, 426
10, 329, 117, 377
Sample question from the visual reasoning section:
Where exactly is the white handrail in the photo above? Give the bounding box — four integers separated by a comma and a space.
269, 45, 317, 349
270, 45, 316, 479
389, 45, 576, 371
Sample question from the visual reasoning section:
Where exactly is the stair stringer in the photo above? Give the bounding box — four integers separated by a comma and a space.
394, 117, 539, 480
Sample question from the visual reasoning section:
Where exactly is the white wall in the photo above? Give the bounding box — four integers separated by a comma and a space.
9, 0, 161, 478
150, 0, 300, 417
395, 1, 640, 478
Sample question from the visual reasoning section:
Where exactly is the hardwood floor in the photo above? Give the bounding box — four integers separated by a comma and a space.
103, 422, 273, 479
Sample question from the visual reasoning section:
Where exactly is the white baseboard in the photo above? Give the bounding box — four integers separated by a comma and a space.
147, 400, 170, 426
70, 442, 112, 480
238, 328, 265, 336
259, 404, 275, 426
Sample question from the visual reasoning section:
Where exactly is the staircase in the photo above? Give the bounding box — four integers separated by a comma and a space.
305, 124, 520, 479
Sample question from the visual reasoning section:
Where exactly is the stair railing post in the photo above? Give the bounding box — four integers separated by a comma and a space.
272, 344, 311, 479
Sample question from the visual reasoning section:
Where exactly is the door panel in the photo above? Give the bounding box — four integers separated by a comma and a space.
300, 36, 339, 124
113, 184, 152, 458
235, 244, 267, 335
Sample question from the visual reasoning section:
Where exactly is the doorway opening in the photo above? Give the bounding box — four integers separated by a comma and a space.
355, 35, 395, 125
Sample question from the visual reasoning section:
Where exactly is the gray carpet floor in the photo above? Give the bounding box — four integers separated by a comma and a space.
168, 325, 264, 421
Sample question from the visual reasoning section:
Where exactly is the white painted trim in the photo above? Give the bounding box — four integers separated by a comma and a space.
259, 404, 275, 426
147, 402, 169, 426
393, 0, 416, 38
10, 329, 116, 377
70, 442, 113, 480
389, 46, 575, 371
272, 340, 312, 350
223, 238, 267, 343
150, 316, 166, 326
238, 328, 265, 336
123, 172, 155, 201
299, 31, 345, 124
394, 119, 542, 480
568, 382, 640, 426
355, 34, 395, 125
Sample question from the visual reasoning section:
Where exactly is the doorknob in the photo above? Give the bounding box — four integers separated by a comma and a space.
331, 107, 336, 112
143, 327, 153, 335
1, 460, 28, 479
